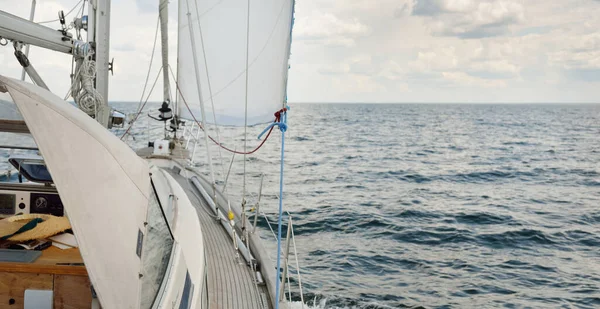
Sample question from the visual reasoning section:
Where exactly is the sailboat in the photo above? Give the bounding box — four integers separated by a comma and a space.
0, 0, 302, 308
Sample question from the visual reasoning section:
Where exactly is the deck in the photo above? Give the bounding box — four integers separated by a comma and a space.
167, 171, 271, 309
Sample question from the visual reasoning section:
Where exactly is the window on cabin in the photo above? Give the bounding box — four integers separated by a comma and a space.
140, 188, 174, 309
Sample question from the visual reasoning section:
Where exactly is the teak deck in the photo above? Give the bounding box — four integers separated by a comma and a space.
170, 171, 272, 309
0, 247, 93, 309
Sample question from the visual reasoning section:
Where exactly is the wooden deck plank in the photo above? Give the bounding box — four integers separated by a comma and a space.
169, 171, 271, 309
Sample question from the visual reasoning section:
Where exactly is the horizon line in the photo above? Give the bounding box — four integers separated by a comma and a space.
108, 101, 600, 104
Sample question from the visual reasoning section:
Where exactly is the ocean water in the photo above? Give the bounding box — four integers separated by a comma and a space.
4, 102, 600, 308
115, 103, 599, 309
272, 103, 600, 309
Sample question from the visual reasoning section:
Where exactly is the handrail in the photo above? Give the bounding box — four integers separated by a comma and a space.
252, 174, 264, 233
260, 211, 305, 306
185, 168, 305, 307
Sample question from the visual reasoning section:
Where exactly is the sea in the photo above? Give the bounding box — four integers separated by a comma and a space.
4, 102, 600, 308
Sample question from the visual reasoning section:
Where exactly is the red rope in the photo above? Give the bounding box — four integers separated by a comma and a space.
175, 81, 283, 155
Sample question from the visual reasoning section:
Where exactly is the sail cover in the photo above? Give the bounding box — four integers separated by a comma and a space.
177, 0, 294, 126
0, 76, 150, 309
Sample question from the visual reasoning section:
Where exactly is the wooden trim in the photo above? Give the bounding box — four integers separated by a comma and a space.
0, 247, 87, 276
0, 263, 87, 276
0, 119, 29, 134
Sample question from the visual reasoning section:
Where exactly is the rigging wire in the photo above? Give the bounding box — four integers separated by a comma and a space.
168, 66, 278, 155
119, 16, 160, 141
242, 0, 251, 227
136, 17, 161, 113
120, 67, 163, 140
37, 0, 84, 24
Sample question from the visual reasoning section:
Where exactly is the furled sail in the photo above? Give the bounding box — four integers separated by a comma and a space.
0, 76, 150, 309
177, 0, 294, 126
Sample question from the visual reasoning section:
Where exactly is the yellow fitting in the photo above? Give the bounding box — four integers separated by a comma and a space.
228, 211, 234, 221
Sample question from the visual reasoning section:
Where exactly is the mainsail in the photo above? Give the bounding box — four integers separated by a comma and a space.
177, 0, 294, 126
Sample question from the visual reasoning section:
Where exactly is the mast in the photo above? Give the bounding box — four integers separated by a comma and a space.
159, 0, 170, 104
92, 0, 111, 128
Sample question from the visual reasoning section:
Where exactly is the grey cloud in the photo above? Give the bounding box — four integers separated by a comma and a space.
412, 0, 524, 39
412, 0, 446, 16
394, 3, 411, 18
565, 69, 600, 82
439, 22, 514, 39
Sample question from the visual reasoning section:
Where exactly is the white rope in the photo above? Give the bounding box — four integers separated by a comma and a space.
67, 54, 103, 117
63, 60, 82, 100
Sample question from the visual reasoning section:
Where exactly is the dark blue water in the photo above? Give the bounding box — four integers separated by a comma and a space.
8, 102, 600, 308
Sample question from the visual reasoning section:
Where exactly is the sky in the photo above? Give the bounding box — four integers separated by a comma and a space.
1, 0, 599, 103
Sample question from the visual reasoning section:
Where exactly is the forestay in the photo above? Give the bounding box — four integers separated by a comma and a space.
0, 76, 150, 309
177, 0, 294, 126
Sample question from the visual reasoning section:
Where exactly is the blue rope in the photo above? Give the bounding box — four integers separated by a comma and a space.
257, 122, 287, 140
274, 107, 288, 308
257, 106, 290, 140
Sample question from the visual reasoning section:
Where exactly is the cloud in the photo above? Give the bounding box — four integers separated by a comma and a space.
377, 61, 405, 81
548, 32, 600, 75
409, 47, 459, 71
2, 0, 600, 104
294, 12, 370, 47
413, 0, 475, 15
318, 63, 350, 75
318, 55, 377, 75
468, 59, 520, 77
442, 71, 507, 87
412, 0, 525, 38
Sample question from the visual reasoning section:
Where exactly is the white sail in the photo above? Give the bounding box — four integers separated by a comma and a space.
0, 76, 150, 309
177, 0, 294, 126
